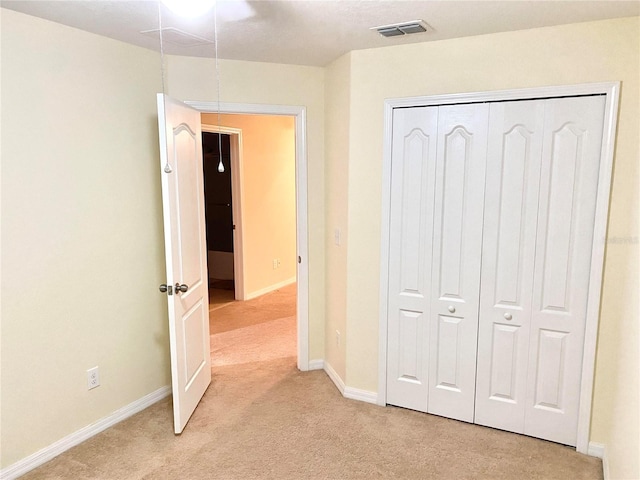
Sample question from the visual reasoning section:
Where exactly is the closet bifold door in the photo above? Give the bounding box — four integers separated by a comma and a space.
427, 104, 489, 423
386, 106, 438, 412
475, 100, 545, 433
524, 95, 606, 446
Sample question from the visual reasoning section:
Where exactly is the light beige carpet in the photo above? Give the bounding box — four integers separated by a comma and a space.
208, 285, 235, 311
22, 284, 602, 479
211, 314, 296, 367
210, 283, 296, 367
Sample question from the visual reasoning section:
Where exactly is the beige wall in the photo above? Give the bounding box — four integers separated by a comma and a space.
167, 55, 326, 361
333, 16, 638, 479
1, 9, 168, 468
323, 53, 352, 380
201, 113, 297, 297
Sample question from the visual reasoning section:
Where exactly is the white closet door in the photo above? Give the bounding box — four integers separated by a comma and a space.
474, 100, 545, 432
525, 96, 606, 446
428, 104, 489, 422
386, 107, 438, 412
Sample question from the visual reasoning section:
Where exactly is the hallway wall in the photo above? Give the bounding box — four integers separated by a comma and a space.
201, 113, 297, 298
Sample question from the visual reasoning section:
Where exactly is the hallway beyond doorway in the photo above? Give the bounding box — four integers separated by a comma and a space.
209, 281, 235, 311
210, 283, 296, 367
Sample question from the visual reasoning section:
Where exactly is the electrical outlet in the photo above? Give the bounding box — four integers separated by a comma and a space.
273, 259, 278, 269
334, 228, 341, 246
336, 330, 341, 347
87, 366, 100, 390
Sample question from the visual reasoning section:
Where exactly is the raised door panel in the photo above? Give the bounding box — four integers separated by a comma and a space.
172, 124, 210, 399
386, 107, 438, 412
428, 104, 489, 422
525, 96, 606, 446
174, 126, 205, 291
475, 100, 545, 432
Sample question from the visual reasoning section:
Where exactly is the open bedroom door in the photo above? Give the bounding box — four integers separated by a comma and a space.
157, 94, 211, 434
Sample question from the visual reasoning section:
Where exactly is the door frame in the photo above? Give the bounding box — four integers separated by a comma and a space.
201, 125, 246, 301
378, 82, 620, 454
187, 101, 310, 371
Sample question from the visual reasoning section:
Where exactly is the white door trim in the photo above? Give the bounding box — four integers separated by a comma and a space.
201, 125, 246, 301
187, 101, 309, 371
378, 82, 620, 454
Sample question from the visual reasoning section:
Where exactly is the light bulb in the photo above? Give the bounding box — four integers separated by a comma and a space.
218, 159, 225, 173
161, 0, 215, 17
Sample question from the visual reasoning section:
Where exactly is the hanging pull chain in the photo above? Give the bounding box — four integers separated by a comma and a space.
158, 3, 172, 174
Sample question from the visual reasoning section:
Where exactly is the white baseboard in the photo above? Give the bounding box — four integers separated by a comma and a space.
321, 361, 377, 404
602, 447, 609, 480
588, 442, 605, 458
322, 360, 345, 395
308, 359, 324, 370
0, 386, 171, 480
244, 276, 296, 301
344, 386, 378, 404
588, 442, 608, 479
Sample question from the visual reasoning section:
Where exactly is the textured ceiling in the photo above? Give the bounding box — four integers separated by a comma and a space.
2, 0, 639, 66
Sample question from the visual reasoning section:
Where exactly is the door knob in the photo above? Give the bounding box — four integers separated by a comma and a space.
159, 284, 173, 295
448, 305, 456, 313
504, 312, 513, 321
175, 283, 189, 293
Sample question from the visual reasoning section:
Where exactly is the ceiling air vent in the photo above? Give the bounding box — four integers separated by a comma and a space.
371, 20, 429, 38
140, 27, 214, 47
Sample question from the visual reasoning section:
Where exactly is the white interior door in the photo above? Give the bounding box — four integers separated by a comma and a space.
157, 94, 212, 434
524, 95, 606, 445
474, 100, 545, 432
428, 104, 489, 422
386, 106, 438, 412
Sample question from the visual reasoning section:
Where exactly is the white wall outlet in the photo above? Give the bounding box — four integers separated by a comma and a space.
334, 228, 341, 246
273, 259, 278, 269
336, 330, 341, 347
87, 366, 100, 390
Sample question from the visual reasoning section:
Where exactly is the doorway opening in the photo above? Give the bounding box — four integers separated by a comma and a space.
156, 97, 310, 434
202, 132, 236, 310
201, 112, 299, 370
187, 100, 309, 372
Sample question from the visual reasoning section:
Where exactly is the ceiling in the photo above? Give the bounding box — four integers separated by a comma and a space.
2, 0, 638, 66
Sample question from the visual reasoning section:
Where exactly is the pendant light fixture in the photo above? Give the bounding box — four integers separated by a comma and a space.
213, 0, 224, 173
158, 0, 226, 173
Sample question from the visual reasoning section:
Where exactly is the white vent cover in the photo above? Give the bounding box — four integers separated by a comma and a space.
371, 20, 429, 38
140, 27, 214, 47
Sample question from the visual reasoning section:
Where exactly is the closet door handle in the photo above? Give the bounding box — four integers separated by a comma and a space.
504, 312, 513, 321
448, 305, 456, 313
